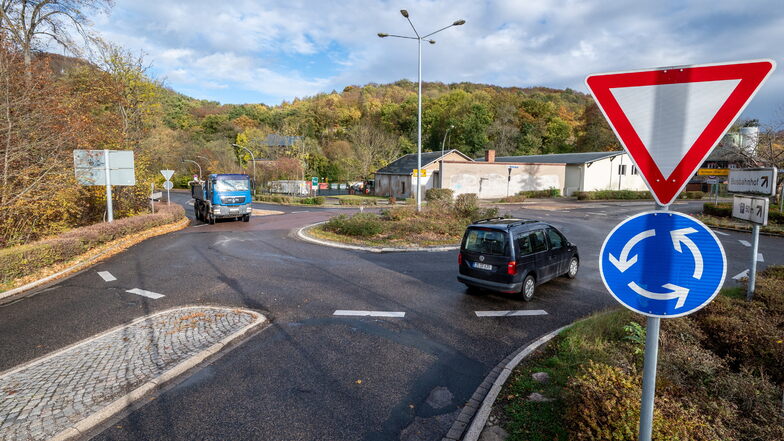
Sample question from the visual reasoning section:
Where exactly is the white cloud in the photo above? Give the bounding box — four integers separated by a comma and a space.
89, 0, 784, 121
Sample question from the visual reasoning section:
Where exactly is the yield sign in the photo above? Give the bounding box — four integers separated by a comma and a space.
586, 60, 775, 205
160, 169, 174, 181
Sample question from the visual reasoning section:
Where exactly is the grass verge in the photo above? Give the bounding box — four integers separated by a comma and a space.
492, 266, 784, 441
1, 205, 187, 292
310, 193, 498, 248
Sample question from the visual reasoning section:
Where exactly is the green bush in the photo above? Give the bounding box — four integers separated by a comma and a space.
425, 188, 454, 202
298, 196, 324, 205
454, 193, 479, 217
681, 191, 705, 199
704, 201, 784, 224
576, 190, 652, 200
518, 188, 560, 198
323, 213, 383, 237
338, 197, 377, 206
256, 194, 293, 204
0, 205, 185, 285
703, 202, 732, 217
497, 194, 526, 203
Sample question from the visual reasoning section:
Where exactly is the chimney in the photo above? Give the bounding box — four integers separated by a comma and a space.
485, 149, 496, 163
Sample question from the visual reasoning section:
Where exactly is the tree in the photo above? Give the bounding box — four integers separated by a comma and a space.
348, 120, 400, 181
0, 0, 113, 70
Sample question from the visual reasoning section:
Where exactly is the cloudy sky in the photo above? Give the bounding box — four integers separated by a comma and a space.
89, 0, 783, 123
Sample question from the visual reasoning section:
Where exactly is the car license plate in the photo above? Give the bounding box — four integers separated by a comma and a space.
229, 208, 240, 213
473, 262, 493, 270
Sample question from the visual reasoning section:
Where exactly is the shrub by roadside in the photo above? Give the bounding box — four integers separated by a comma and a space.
319, 193, 498, 247
338, 196, 378, 206
256, 194, 324, 205
494, 265, 784, 441
704, 202, 783, 224
575, 190, 705, 200
0, 205, 185, 286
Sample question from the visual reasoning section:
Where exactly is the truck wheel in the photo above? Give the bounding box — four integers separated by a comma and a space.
195, 203, 202, 221
243, 214, 250, 222
208, 212, 215, 225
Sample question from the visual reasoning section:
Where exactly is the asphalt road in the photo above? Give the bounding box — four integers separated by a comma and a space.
0, 195, 780, 440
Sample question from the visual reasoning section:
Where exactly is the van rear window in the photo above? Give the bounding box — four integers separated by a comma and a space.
464, 229, 508, 256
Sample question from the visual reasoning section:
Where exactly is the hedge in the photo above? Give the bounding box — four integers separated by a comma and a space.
256, 194, 324, 205
0, 205, 185, 285
704, 202, 783, 224
576, 190, 705, 200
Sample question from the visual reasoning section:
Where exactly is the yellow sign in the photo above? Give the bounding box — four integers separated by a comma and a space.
697, 168, 729, 176
412, 169, 427, 177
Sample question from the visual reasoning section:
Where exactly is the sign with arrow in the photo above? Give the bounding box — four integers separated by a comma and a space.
586, 60, 775, 206
732, 194, 769, 225
728, 167, 777, 196
600, 211, 726, 318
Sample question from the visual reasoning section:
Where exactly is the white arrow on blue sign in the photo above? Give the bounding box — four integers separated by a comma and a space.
599, 211, 726, 318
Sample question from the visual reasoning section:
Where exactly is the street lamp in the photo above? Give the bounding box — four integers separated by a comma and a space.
441, 124, 455, 158
232, 143, 257, 195
182, 159, 202, 180
379, 10, 465, 211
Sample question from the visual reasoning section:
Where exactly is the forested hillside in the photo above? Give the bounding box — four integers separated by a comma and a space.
1, 32, 622, 248
163, 80, 621, 185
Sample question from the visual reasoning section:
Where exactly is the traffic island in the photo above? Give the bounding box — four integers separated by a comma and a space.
0, 306, 266, 441
462, 266, 784, 441
298, 193, 497, 252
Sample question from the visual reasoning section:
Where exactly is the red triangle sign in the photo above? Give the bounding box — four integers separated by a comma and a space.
586, 60, 775, 205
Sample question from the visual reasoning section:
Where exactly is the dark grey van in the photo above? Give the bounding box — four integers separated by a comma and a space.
457, 218, 579, 300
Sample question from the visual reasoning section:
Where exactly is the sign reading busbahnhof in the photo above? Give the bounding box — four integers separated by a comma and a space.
600, 211, 727, 318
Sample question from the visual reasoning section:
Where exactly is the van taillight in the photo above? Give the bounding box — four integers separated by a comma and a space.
507, 261, 517, 275
458, 252, 463, 265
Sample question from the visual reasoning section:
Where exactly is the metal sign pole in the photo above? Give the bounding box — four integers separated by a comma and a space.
639, 202, 667, 441
167, 185, 170, 206
104, 149, 114, 222
150, 183, 155, 214
747, 224, 760, 300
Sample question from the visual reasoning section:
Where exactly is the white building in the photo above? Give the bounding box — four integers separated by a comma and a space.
492, 151, 648, 196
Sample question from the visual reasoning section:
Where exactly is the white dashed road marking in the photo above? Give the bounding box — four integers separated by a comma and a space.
757, 253, 764, 262
713, 230, 729, 236
475, 310, 548, 317
739, 240, 751, 247
732, 270, 749, 281
291, 211, 311, 213
126, 288, 165, 299
97, 271, 116, 282
333, 310, 405, 318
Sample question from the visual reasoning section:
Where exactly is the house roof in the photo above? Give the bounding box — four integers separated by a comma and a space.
484, 151, 625, 165
375, 149, 472, 175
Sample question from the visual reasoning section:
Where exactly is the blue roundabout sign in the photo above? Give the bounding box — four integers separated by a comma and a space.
599, 211, 727, 318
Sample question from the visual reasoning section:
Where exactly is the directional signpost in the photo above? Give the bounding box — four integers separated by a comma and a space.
74, 150, 136, 222
728, 167, 777, 299
728, 167, 777, 195
161, 170, 174, 205
587, 59, 774, 441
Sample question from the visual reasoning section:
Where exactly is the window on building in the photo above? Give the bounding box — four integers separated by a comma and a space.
631, 165, 638, 175
401, 181, 406, 195
618, 164, 627, 175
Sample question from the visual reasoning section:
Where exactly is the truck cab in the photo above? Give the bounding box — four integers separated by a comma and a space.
191, 174, 254, 224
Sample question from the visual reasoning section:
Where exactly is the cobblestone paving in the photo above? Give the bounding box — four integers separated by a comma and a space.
0, 307, 260, 441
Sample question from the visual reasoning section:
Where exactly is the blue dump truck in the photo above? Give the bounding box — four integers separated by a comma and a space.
190, 173, 254, 224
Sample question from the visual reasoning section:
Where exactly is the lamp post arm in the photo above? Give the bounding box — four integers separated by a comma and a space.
423, 24, 456, 38
380, 33, 419, 40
